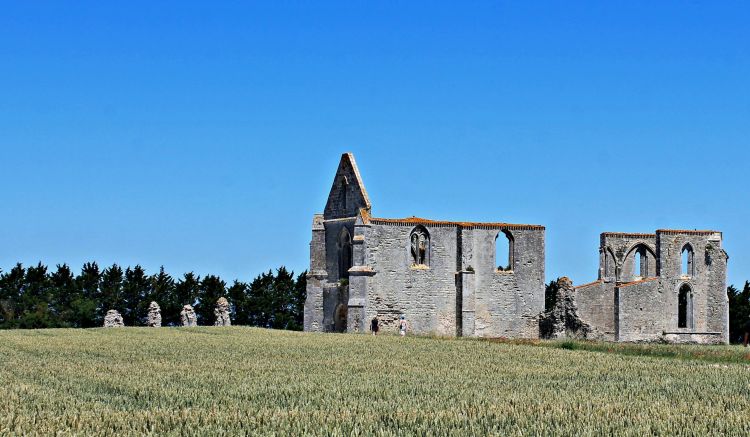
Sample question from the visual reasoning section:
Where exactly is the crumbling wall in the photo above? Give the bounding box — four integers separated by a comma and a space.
539, 277, 590, 339
103, 310, 124, 328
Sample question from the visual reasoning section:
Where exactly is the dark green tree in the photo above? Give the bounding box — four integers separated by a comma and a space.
18, 263, 56, 329
122, 265, 151, 325
195, 275, 226, 325
246, 267, 305, 330
728, 282, 750, 343
99, 264, 124, 322
50, 264, 76, 327
70, 262, 100, 328
271, 267, 296, 329
291, 271, 307, 330
227, 280, 250, 325
247, 270, 275, 328
544, 279, 560, 312
0, 264, 26, 328
164, 272, 199, 326
145, 267, 174, 325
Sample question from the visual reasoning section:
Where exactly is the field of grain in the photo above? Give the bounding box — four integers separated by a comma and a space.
1, 327, 749, 436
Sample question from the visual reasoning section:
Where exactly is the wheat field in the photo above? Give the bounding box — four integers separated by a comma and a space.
1, 327, 749, 436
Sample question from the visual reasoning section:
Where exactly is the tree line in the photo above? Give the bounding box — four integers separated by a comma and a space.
0, 262, 306, 330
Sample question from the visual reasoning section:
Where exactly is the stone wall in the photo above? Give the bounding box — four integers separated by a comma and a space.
654, 230, 728, 343
463, 227, 544, 338
577, 229, 728, 344
304, 153, 729, 344
599, 233, 657, 282
574, 281, 615, 340
615, 279, 664, 341
363, 222, 459, 336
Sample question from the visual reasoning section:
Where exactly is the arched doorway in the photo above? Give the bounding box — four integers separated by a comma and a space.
334, 303, 348, 333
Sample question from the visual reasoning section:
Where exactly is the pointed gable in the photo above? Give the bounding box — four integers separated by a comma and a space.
323, 153, 371, 220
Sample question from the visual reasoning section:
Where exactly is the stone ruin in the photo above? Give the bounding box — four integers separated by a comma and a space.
305, 153, 545, 337
214, 297, 231, 326
180, 304, 197, 327
539, 277, 590, 339
146, 301, 162, 327
304, 154, 730, 344
103, 309, 124, 328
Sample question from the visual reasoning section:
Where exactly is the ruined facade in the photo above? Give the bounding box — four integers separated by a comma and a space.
304, 153, 546, 337
575, 231, 729, 344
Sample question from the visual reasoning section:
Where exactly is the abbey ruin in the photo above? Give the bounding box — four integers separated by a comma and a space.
574, 231, 729, 343
304, 153, 729, 344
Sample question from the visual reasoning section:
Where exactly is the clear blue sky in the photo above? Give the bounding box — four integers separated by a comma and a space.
1, 2, 748, 287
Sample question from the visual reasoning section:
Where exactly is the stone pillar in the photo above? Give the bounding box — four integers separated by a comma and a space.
146, 301, 162, 327
214, 297, 231, 326
181, 305, 197, 327
304, 214, 327, 332
347, 215, 373, 333
103, 310, 124, 327
460, 270, 476, 337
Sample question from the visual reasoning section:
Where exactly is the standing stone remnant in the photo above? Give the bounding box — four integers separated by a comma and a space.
181, 305, 197, 327
539, 277, 590, 339
103, 310, 124, 328
214, 297, 231, 326
147, 301, 162, 327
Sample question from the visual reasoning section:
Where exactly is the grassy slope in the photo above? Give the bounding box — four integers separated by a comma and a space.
1, 328, 749, 436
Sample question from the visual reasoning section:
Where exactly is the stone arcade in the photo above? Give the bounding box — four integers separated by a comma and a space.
303, 153, 729, 344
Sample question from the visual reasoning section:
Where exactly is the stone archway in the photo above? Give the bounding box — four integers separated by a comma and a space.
334, 303, 348, 333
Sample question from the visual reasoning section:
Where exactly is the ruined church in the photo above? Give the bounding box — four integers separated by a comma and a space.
304, 153, 729, 343
573, 231, 729, 343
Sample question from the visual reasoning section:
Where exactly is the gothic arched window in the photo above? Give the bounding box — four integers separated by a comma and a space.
681, 244, 694, 277
338, 228, 352, 279
496, 230, 514, 272
678, 284, 693, 329
634, 245, 648, 278
410, 225, 430, 267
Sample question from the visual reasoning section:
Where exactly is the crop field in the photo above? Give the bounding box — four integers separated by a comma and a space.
1, 328, 749, 436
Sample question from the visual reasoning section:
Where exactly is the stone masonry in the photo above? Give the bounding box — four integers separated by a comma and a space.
103, 309, 124, 328
304, 153, 546, 338
181, 305, 197, 327
214, 297, 231, 326
304, 153, 729, 344
574, 231, 729, 344
147, 301, 162, 327
539, 277, 590, 339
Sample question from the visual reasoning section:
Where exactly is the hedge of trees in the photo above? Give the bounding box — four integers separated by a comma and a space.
0, 262, 306, 330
